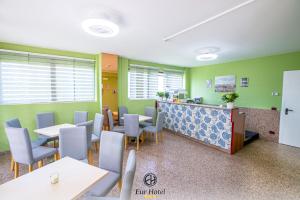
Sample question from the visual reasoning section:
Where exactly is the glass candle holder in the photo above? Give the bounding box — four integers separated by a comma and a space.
50, 172, 59, 184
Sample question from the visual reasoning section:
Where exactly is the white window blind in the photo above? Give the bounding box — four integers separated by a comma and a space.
0, 50, 95, 105
163, 70, 185, 92
128, 64, 185, 100
128, 65, 159, 99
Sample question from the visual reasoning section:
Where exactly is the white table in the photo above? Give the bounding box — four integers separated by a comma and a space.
0, 157, 108, 200
34, 123, 76, 137
121, 115, 152, 122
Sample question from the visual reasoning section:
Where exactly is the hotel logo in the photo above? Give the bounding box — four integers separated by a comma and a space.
136, 172, 166, 199
143, 173, 157, 187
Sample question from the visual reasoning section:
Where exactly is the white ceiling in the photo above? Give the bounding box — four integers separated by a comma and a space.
0, 0, 300, 67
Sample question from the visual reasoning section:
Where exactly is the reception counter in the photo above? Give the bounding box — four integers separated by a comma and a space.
157, 101, 245, 154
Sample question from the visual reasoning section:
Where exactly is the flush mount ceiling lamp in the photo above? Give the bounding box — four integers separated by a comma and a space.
82, 18, 119, 37
163, 0, 256, 42
196, 53, 218, 61
195, 47, 220, 61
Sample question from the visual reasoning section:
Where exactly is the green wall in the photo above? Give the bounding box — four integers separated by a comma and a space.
0, 42, 102, 152
118, 57, 190, 114
190, 52, 300, 109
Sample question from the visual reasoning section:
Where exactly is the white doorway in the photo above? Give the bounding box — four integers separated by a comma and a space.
279, 70, 300, 148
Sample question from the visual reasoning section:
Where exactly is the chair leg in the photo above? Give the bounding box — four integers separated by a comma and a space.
137, 136, 140, 151
38, 160, 43, 168
14, 162, 19, 178
145, 132, 148, 140
88, 149, 93, 165
141, 133, 145, 143
28, 164, 33, 172
93, 142, 98, 152
125, 136, 128, 150
54, 152, 59, 161
10, 156, 14, 171
118, 179, 122, 190
156, 132, 158, 144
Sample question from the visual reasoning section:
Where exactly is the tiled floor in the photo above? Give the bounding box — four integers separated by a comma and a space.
1, 131, 300, 200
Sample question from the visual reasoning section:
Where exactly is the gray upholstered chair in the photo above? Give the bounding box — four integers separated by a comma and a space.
74, 111, 88, 125
5, 118, 21, 128
118, 106, 128, 126
143, 112, 165, 144
124, 114, 143, 150
91, 113, 104, 144
108, 110, 125, 133
5, 127, 58, 178
5, 118, 48, 148
87, 131, 125, 197
139, 107, 156, 128
36, 112, 58, 145
36, 112, 55, 129
59, 126, 88, 163
86, 150, 136, 200
5, 118, 48, 172
76, 120, 94, 164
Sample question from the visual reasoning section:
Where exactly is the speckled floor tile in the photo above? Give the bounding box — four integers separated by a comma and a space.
1, 131, 300, 200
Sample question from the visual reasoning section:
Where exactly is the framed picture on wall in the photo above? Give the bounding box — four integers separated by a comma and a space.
240, 77, 249, 87
206, 79, 212, 88
215, 75, 236, 92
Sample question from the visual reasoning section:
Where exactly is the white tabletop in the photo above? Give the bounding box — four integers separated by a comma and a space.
34, 123, 76, 137
121, 115, 152, 122
0, 157, 108, 200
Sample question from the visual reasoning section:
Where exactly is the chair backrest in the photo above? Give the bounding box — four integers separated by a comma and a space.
144, 107, 156, 123
5, 127, 33, 165
5, 118, 22, 128
93, 113, 104, 137
118, 106, 128, 126
59, 127, 87, 160
99, 131, 124, 174
74, 111, 88, 125
107, 110, 114, 130
120, 150, 136, 200
36, 112, 55, 129
156, 112, 165, 132
76, 120, 94, 149
124, 114, 139, 137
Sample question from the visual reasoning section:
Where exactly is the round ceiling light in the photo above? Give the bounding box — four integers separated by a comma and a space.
196, 53, 218, 61
81, 18, 119, 37
195, 47, 220, 61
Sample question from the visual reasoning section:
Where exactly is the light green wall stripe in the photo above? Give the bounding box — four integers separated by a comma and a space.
0, 42, 101, 152
190, 52, 300, 109
0, 42, 95, 60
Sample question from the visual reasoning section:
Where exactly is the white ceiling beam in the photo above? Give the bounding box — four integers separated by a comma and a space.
163, 0, 256, 42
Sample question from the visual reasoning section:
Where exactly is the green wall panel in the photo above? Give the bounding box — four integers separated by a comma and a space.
190, 52, 300, 109
0, 42, 102, 152
118, 57, 189, 114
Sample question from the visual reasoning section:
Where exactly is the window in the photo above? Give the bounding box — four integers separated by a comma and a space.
0, 50, 95, 104
128, 65, 159, 99
128, 64, 185, 99
163, 70, 185, 92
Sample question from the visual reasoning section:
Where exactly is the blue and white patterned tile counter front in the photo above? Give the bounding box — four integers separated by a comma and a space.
158, 101, 233, 152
